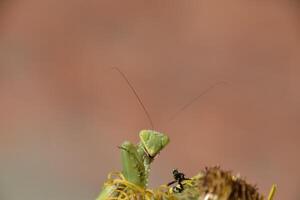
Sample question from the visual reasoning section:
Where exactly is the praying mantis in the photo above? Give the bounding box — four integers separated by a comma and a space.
96, 130, 170, 200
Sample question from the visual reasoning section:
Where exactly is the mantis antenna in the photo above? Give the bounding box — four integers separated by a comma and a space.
111, 67, 155, 129
167, 81, 228, 123
110, 67, 227, 130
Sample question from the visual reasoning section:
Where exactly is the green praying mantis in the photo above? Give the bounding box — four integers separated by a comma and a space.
95, 130, 276, 200
96, 130, 170, 200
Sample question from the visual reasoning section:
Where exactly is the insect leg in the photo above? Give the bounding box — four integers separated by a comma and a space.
167, 180, 177, 186
178, 181, 184, 192
120, 141, 145, 187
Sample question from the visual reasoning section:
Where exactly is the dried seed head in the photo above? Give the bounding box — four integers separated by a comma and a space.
196, 166, 264, 200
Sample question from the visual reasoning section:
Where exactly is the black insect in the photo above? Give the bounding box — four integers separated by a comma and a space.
167, 169, 190, 193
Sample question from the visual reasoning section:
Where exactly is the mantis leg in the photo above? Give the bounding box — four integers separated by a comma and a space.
120, 141, 145, 187
96, 141, 146, 200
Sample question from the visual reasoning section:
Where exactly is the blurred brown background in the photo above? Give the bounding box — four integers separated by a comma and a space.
0, 0, 300, 200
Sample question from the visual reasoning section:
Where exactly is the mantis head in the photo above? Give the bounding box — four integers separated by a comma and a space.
139, 130, 170, 158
